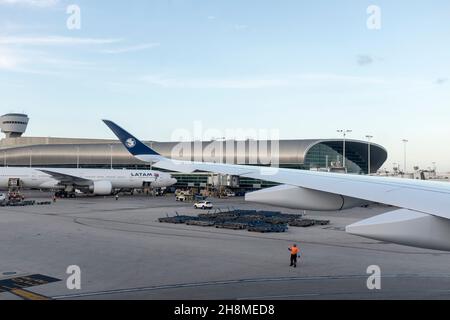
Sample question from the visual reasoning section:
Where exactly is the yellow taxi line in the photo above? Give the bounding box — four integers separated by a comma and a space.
10, 288, 51, 300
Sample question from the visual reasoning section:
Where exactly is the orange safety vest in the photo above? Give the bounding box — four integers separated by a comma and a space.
290, 247, 299, 255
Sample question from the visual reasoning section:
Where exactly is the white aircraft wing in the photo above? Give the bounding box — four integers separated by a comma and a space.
153, 159, 450, 220
38, 169, 92, 186
103, 120, 450, 251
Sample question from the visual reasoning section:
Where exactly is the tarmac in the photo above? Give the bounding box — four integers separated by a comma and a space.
1, 191, 450, 300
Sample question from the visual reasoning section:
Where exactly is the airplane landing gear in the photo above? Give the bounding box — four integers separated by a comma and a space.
55, 191, 76, 198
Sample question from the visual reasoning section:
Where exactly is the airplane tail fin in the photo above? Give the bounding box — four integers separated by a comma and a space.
103, 119, 197, 172
102, 120, 162, 161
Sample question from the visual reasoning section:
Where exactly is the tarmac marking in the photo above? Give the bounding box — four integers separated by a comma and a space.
10, 289, 51, 300
52, 274, 450, 300
0, 274, 60, 300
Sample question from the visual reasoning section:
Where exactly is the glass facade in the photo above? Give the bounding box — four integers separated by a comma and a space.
172, 173, 208, 187
304, 142, 367, 174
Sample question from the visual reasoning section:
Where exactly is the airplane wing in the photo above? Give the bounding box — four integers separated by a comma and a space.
38, 169, 92, 186
154, 160, 450, 219
103, 120, 450, 251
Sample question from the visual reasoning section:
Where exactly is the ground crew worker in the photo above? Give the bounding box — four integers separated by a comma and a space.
115, 194, 119, 201
288, 244, 300, 268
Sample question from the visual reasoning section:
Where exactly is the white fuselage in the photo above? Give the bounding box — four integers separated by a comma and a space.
0, 167, 177, 192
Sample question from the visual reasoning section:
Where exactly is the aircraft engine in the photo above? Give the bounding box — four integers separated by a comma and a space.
90, 180, 113, 195
245, 184, 369, 211
346, 209, 450, 251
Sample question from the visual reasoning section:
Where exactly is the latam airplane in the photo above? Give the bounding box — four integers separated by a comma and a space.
0, 167, 177, 196
103, 119, 450, 252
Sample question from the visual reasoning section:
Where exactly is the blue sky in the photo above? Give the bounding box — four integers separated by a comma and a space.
0, 0, 449, 171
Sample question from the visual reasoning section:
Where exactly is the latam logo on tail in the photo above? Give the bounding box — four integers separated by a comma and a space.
126, 138, 136, 148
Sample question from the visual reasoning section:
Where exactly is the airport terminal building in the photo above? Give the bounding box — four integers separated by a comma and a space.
0, 114, 388, 190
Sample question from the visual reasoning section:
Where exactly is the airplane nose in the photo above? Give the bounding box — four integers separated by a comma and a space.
170, 178, 178, 185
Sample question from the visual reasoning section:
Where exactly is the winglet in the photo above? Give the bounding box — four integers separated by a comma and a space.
102, 120, 162, 161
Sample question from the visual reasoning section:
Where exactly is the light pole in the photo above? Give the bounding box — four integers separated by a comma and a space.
402, 139, 408, 173
337, 129, 352, 169
366, 135, 373, 175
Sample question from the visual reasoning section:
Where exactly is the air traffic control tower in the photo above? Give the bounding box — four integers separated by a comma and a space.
0, 113, 29, 138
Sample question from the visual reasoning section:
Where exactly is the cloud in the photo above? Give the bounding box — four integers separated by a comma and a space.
0, 40, 114, 74
0, 0, 58, 7
101, 43, 160, 54
142, 75, 288, 89
141, 73, 393, 90
0, 49, 19, 70
0, 36, 121, 46
234, 24, 248, 31
139, 73, 439, 92
357, 54, 374, 66
0, 48, 57, 74
0, 35, 122, 72
435, 78, 448, 85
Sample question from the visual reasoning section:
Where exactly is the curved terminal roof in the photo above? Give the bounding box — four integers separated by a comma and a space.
0, 139, 387, 173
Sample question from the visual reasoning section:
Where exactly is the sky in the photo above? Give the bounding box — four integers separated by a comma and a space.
0, 0, 449, 171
